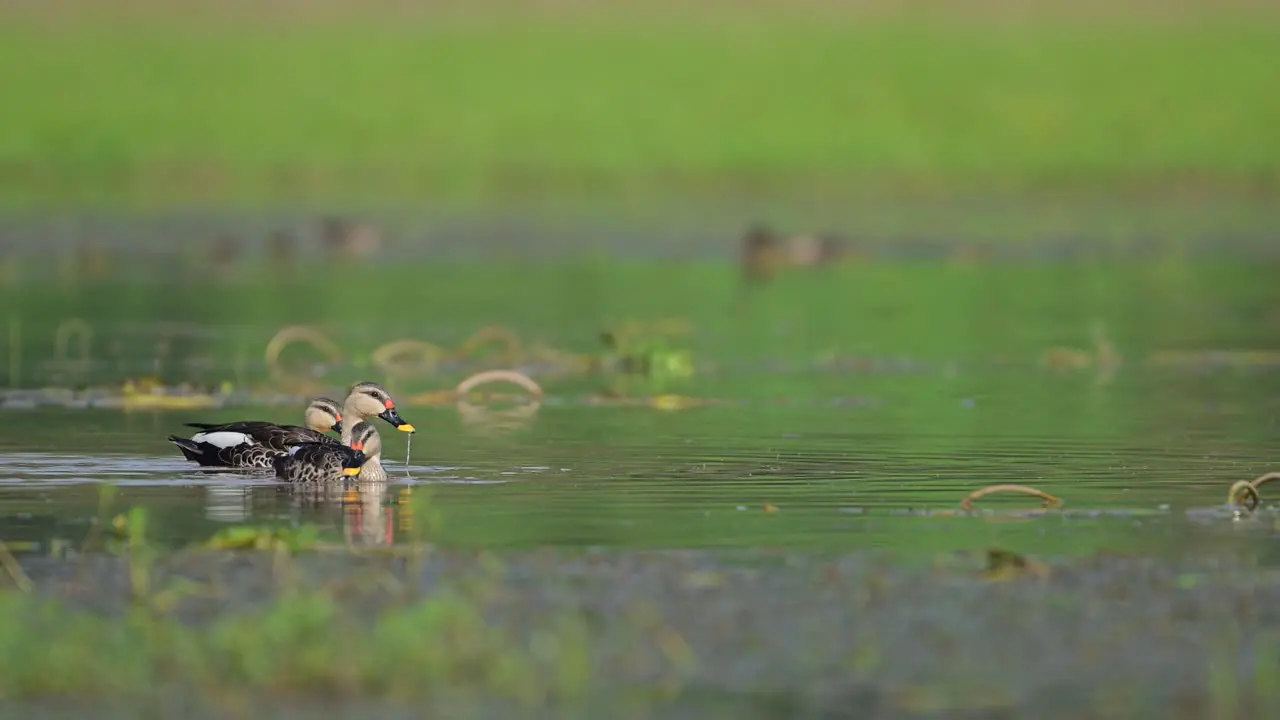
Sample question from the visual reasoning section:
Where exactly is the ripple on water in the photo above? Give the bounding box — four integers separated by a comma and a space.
0, 397, 1273, 554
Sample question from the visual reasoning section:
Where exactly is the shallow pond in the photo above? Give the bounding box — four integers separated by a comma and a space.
1, 230, 1279, 716
0, 247, 1275, 560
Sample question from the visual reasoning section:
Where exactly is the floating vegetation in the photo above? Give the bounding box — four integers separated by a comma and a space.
1228, 480, 1262, 512
263, 324, 346, 394
0, 317, 690, 412
1226, 472, 1280, 515
983, 549, 1051, 582
455, 369, 544, 399
205, 525, 323, 553
452, 370, 543, 434
119, 379, 226, 412
369, 338, 445, 386
5, 310, 1279, 414
935, 472, 1280, 525
453, 325, 526, 367
600, 326, 694, 380
1040, 321, 1122, 385
959, 484, 1064, 511
644, 394, 720, 411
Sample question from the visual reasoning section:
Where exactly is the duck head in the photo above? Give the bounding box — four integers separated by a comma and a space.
341, 446, 368, 477
345, 420, 383, 470
345, 381, 415, 434
304, 396, 344, 434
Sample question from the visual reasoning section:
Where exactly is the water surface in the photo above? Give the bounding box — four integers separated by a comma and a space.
0, 249, 1276, 559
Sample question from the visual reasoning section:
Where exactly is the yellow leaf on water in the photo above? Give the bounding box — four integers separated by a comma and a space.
649, 394, 688, 411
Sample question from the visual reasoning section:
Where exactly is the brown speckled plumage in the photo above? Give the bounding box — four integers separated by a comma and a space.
182, 441, 291, 469
273, 442, 365, 483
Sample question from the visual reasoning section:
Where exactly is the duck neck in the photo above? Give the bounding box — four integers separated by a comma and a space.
358, 454, 387, 482
340, 396, 364, 444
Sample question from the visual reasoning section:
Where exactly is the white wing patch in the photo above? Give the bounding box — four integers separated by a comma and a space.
190, 431, 252, 449
288, 445, 304, 456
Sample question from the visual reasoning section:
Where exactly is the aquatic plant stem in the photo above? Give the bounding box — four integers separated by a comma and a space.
0, 541, 32, 593
1250, 472, 1280, 493
960, 484, 1064, 511
455, 369, 544, 398
1228, 480, 1262, 511
125, 507, 152, 606
6, 313, 19, 388
1227, 471, 1280, 514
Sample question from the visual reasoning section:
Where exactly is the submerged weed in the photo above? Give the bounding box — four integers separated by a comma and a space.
0, 587, 594, 704
0, 504, 599, 705
205, 525, 322, 553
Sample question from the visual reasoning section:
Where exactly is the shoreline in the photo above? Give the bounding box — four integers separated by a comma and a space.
5, 546, 1280, 715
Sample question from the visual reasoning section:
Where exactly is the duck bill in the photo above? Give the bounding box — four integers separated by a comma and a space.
341, 449, 366, 477
377, 407, 416, 434
331, 419, 344, 434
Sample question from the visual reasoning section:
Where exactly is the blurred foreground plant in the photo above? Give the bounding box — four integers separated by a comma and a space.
0, 498, 597, 707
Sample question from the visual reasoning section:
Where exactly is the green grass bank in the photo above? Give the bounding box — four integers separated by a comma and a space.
2, 6, 1278, 211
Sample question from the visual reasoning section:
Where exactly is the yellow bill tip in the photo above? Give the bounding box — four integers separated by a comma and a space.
397, 423, 417, 433
342, 467, 362, 477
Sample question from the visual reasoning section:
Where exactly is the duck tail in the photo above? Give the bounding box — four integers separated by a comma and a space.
168, 436, 204, 462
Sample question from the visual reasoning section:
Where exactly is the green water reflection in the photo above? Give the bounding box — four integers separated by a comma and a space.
0, 258, 1275, 557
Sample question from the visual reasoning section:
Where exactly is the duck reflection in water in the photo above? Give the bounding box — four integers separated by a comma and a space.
269, 479, 403, 548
